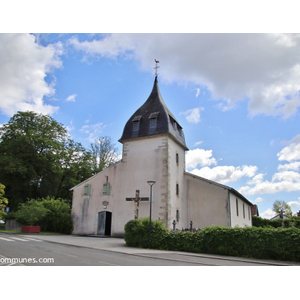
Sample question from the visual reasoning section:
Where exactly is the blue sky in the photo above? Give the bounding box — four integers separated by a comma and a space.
1, 32, 300, 219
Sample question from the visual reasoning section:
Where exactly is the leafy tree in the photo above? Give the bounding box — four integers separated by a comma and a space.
14, 199, 50, 226
272, 200, 293, 218
90, 136, 118, 174
0, 183, 9, 221
0, 111, 93, 210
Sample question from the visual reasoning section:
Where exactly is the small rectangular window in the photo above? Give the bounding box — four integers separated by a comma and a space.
176, 184, 179, 196
243, 203, 245, 218
103, 182, 110, 195
84, 184, 91, 196
176, 210, 179, 222
133, 121, 140, 131
236, 199, 239, 216
176, 153, 179, 165
149, 118, 157, 128
248, 206, 250, 220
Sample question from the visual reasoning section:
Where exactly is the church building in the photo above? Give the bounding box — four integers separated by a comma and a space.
71, 75, 253, 236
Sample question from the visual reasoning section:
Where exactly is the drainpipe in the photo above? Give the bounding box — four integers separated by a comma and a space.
228, 190, 231, 227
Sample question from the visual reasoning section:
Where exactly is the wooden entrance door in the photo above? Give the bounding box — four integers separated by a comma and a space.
97, 211, 112, 236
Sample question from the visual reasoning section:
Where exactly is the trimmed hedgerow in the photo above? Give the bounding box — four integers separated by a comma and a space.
124, 219, 300, 262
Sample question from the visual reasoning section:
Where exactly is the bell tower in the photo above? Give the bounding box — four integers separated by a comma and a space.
119, 73, 188, 229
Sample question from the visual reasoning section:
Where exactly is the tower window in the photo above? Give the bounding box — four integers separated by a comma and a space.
236, 199, 239, 216
176, 153, 179, 165
132, 115, 142, 135
133, 121, 140, 131
176, 184, 179, 196
149, 118, 157, 128
148, 112, 159, 133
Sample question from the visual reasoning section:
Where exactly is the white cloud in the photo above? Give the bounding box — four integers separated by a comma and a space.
254, 197, 264, 203
277, 141, 300, 162
260, 208, 276, 219
80, 121, 107, 142
0, 33, 63, 116
66, 93, 77, 102
239, 133, 300, 196
69, 33, 300, 119
278, 161, 300, 171
180, 107, 203, 124
190, 165, 258, 185
186, 148, 217, 169
195, 88, 200, 97
239, 171, 300, 195
287, 201, 300, 209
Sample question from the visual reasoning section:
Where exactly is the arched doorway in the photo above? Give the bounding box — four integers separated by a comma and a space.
97, 211, 112, 236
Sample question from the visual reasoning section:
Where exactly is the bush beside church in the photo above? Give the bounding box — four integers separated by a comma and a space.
124, 218, 300, 262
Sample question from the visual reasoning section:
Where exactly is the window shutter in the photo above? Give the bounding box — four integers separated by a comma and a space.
103, 182, 110, 195
84, 184, 91, 196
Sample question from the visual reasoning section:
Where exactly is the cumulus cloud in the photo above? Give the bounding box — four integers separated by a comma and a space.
260, 208, 276, 219
0, 33, 63, 116
186, 148, 217, 169
186, 147, 258, 184
69, 33, 300, 119
190, 165, 258, 184
277, 136, 300, 162
180, 107, 203, 124
287, 200, 300, 209
239, 134, 300, 195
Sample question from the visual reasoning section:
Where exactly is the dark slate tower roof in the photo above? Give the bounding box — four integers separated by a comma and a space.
119, 76, 188, 150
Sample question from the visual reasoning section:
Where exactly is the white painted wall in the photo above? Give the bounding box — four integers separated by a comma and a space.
71, 135, 170, 236
229, 193, 252, 227
71, 134, 253, 237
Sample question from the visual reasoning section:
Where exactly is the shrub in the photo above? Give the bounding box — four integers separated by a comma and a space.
14, 200, 50, 226
124, 219, 300, 262
37, 197, 73, 234
14, 197, 73, 234
124, 218, 168, 248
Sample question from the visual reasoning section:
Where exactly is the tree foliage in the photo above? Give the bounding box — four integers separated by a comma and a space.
0, 183, 9, 221
0, 111, 93, 210
272, 200, 293, 218
14, 199, 50, 226
90, 136, 118, 174
12, 197, 73, 233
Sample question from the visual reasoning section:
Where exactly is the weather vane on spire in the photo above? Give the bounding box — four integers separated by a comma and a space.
154, 59, 159, 77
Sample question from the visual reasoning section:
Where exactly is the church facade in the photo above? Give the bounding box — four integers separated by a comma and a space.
71, 76, 253, 236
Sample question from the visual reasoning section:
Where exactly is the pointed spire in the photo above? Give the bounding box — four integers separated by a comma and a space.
119, 76, 188, 150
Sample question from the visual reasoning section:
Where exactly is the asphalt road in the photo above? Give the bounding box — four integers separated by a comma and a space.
0, 233, 296, 266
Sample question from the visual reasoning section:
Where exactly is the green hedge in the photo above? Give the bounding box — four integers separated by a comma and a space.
252, 215, 300, 229
124, 218, 300, 262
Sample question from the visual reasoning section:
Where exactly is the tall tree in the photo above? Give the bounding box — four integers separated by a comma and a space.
272, 200, 293, 218
0, 111, 93, 210
90, 136, 118, 174
0, 183, 9, 221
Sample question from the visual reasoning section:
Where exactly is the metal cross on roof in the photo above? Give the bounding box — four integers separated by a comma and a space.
154, 59, 159, 76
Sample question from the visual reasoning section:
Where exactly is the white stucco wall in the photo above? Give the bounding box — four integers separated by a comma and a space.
71, 134, 253, 236
71, 135, 172, 236
184, 173, 230, 229
229, 193, 252, 227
